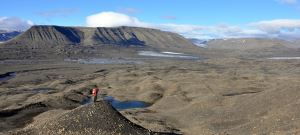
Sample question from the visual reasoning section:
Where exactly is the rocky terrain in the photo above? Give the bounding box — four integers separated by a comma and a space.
0, 58, 300, 135
1, 25, 300, 135
10, 101, 176, 135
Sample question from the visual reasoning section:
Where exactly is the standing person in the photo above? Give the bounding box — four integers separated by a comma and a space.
91, 85, 99, 103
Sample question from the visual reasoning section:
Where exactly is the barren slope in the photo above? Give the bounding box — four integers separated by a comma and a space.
0, 25, 202, 59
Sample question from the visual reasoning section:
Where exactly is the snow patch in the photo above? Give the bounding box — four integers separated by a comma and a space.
161, 52, 184, 55
268, 57, 300, 60
138, 51, 199, 59
194, 44, 207, 48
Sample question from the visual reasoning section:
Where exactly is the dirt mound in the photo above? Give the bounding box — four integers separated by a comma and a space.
12, 101, 175, 135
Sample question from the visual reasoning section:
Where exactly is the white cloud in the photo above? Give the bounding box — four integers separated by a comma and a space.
157, 24, 203, 34
85, 12, 206, 38
86, 12, 149, 27
85, 11, 300, 39
27, 20, 34, 26
249, 19, 300, 39
0, 17, 33, 31
159, 21, 300, 39
250, 19, 300, 32
155, 24, 268, 39
0, 17, 6, 21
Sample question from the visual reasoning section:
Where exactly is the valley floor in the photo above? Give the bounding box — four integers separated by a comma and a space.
0, 58, 300, 135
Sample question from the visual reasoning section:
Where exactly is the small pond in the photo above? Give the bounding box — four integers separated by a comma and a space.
81, 95, 150, 110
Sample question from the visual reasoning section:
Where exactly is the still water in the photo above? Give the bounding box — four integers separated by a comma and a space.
81, 95, 150, 110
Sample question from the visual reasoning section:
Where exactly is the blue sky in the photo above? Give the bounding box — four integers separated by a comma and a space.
0, 0, 300, 39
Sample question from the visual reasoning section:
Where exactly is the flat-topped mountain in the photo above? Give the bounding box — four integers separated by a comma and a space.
0, 25, 202, 59
8, 25, 198, 49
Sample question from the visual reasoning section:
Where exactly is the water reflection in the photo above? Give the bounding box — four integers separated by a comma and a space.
104, 96, 150, 110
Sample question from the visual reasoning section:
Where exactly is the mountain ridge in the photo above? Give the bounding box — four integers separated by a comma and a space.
7, 25, 196, 49
0, 25, 202, 59
0, 30, 22, 42
204, 38, 299, 50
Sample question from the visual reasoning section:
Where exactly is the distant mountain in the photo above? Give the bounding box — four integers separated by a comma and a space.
0, 25, 203, 59
188, 38, 209, 48
0, 30, 22, 42
291, 39, 300, 45
205, 38, 299, 50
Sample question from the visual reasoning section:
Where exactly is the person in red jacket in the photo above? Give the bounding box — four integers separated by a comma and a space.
91, 85, 99, 103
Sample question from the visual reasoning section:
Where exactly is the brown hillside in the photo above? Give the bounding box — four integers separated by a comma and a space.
0, 25, 203, 59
